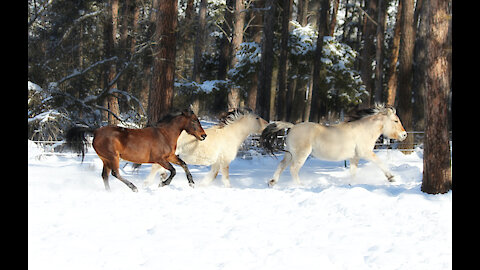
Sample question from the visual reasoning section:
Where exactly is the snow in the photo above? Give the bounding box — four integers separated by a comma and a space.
28, 140, 452, 270
175, 80, 227, 93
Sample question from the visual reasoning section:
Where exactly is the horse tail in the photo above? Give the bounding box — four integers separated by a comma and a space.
260, 121, 295, 156
64, 125, 96, 162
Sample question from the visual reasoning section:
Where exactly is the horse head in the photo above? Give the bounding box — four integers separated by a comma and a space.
381, 106, 407, 141
181, 109, 207, 141
252, 114, 269, 134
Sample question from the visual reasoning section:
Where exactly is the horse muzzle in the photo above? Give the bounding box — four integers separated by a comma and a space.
199, 134, 207, 141
398, 131, 407, 141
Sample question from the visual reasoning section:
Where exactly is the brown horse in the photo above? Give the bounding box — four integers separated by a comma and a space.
65, 109, 207, 192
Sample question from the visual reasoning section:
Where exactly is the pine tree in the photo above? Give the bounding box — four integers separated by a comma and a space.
147, 0, 178, 125
421, 0, 452, 194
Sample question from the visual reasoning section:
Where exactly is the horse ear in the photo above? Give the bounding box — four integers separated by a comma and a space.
182, 108, 194, 117
387, 106, 396, 115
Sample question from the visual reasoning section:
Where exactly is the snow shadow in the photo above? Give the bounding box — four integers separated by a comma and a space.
32, 146, 425, 199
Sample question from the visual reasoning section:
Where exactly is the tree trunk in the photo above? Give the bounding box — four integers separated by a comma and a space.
277, 0, 292, 121
191, 0, 208, 115
374, 0, 388, 103
246, 0, 264, 111
397, 0, 415, 153
359, 0, 377, 107
103, 0, 120, 125
147, 0, 178, 125
228, 0, 246, 110
310, 0, 329, 122
218, 0, 234, 81
140, 0, 158, 118
329, 0, 339, 36
386, 0, 402, 106
192, 0, 207, 83
412, 0, 426, 131
256, 0, 275, 121
421, 0, 452, 194
297, 0, 309, 26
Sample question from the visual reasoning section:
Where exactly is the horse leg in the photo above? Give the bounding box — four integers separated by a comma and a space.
289, 150, 310, 186
157, 160, 176, 187
168, 155, 195, 188
101, 165, 111, 191
110, 169, 138, 192
201, 163, 220, 187
349, 157, 360, 180
109, 158, 138, 192
269, 152, 292, 187
364, 152, 395, 182
144, 163, 162, 187
220, 164, 231, 188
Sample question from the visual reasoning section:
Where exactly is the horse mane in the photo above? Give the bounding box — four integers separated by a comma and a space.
147, 109, 193, 127
217, 108, 254, 128
346, 103, 396, 122
157, 111, 182, 124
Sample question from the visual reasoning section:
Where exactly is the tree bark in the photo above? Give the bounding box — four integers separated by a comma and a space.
397, 0, 415, 153
310, 0, 329, 122
421, 0, 452, 194
297, 0, 309, 26
147, 0, 178, 125
386, 0, 402, 106
359, 0, 377, 107
374, 0, 388, 103
246, 0, 264, 111
228, 0, 246, 109
328, 0, 339, 36
256, 0, 275, 121
192, 0, 207, 83
218, 0, 234, 81
412, 0, 426, 131
277, 0, 293, 121
103, 0, 120, 125
140, 0, 158, 117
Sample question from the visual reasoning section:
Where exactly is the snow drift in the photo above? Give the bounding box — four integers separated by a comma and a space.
28, 140, 451, 270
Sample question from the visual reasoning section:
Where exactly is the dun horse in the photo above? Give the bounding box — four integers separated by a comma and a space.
65, 109, 207, 192
143, 109, 268, 188
260, 104, 407, 187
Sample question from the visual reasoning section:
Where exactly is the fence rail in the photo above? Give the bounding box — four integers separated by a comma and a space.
29, 131, 451, 159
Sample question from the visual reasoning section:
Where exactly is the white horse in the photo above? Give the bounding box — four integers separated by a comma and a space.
260, 104, 407, 187
143, 109, 268, 188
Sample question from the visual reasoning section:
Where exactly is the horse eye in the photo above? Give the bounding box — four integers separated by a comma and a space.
394, 120, 399, 123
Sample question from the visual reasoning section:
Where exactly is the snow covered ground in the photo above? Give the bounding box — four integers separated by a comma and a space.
28, 139, 452, 270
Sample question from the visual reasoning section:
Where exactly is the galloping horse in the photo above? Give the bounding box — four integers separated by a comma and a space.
65, 109, 207, 192
260, 104, 407, 187
143, 109, 268, 188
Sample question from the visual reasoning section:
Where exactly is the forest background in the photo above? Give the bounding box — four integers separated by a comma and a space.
27, 0, 452, 150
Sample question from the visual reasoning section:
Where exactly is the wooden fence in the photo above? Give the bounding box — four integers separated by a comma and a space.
29, 131, 451, 160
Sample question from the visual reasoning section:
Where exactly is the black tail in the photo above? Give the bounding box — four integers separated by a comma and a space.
259, 121, 295, 156
64, 126, 96, 162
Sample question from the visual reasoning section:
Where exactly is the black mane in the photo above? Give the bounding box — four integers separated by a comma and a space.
217, 108, 253, 128
147, 109, 193, 127
346, 108, 378, 122
345, 104, 395, 122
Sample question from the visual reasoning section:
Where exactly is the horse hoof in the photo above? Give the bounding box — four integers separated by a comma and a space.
268, 179, 276, 188
387, 175, 395, 182
189, 182, 195, 188
143, 181, 153, 188
132, 187, 138, 192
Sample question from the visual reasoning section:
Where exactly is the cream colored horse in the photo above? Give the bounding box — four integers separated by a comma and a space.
143, 110, 268, 188
260, 104, 407, 187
